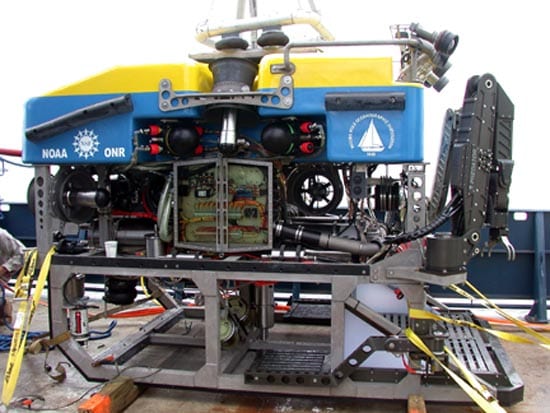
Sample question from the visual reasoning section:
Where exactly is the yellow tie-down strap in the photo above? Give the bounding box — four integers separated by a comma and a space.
408, 278, 550, 413
409, 308, 550, 350
449, 281, 550, 348
13, 249, 38, 299
2, 246, 56, 406
405, 328, 506, 413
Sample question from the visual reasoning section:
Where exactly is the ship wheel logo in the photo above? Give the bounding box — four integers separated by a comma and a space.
348, 113, 395, 154
73, 129, 99, 159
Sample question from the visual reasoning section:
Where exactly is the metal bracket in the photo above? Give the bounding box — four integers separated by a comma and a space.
404, 163, 427, 232
344, 297, 401, 336
158, 75, 294, 112
384, 266, 467, 286
332, 336, 415, 383
270, 62, 295, 75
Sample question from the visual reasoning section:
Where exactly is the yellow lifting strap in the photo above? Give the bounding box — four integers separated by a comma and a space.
409, 308, 550, 350
405, 328, 506, 413
1, 246, 56, 406
13, 249, 38, 299
449, 281, 550, 348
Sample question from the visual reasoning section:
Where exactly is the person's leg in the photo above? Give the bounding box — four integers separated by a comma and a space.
0, 295, 12, 325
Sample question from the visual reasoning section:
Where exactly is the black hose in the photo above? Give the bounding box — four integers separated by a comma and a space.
275, 223, 381, 257
385, 193, 462, 245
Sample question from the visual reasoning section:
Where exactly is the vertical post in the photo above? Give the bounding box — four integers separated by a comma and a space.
291, 282, 300, 301
34, 166, 58, 260
527, 211, 548, 323
193, 273, 221, 386
404, 164, 426, 232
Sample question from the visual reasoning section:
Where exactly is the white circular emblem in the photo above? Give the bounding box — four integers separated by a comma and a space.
348, 113, 395, 154
73, 129, 99, 159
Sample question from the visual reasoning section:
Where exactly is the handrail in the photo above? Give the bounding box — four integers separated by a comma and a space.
195, 10, 335, 48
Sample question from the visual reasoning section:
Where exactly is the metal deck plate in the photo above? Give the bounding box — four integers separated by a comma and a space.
283, 299, 332, 325
279, 305, 504, 376
445, 312, 498, 374
255, 303, 523, 403
245, 349, 333, 386
385, 312, 497, 374
357, 311, 524, 405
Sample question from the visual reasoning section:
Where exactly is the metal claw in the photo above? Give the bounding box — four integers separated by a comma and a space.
500, 235, 516, 261
483, 240, 496, 258
483, 235, 516, 261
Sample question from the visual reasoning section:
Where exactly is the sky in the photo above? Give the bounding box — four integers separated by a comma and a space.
0, 0, 546, 210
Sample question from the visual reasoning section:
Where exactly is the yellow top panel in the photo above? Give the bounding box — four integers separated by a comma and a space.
46, 63, 213, 96
257, 54, 394, 89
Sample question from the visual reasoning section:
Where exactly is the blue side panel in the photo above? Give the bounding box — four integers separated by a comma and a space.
327, 86, 423, 163
258, 86, 424, 163
23, 92, 201, 164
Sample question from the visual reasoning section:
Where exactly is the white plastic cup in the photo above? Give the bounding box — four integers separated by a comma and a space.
104, 240, 118, 257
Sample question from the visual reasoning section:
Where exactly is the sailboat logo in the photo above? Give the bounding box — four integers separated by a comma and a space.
358, 120, 384, 152
348, 113, 395, 155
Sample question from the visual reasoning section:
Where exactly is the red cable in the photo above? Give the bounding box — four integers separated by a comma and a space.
108, 307, 165, 318
401, 355, 419, 375
0, 148, 22, 157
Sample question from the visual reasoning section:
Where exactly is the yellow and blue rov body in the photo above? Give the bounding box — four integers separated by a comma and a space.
24, 55, 422, 165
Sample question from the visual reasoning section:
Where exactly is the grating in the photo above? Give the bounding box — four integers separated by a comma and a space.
283, 303, 499, 376
385, 312, 497, 374
444, 312, 497, 374
251, 349, 328, 374
284, 301, 331, 324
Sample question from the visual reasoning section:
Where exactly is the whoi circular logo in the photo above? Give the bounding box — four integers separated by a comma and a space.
348, 113, 395, 154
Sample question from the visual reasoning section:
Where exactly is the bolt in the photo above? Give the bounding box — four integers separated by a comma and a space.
282, 75, 292, 85
161, 80, 169, 88
283, 97, 292, 106
161, 102, 169, 109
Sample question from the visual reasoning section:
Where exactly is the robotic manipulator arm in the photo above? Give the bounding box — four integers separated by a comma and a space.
425, 73, 515, 275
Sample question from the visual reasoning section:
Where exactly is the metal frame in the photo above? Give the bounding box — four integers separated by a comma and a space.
47, 251, 522, 404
